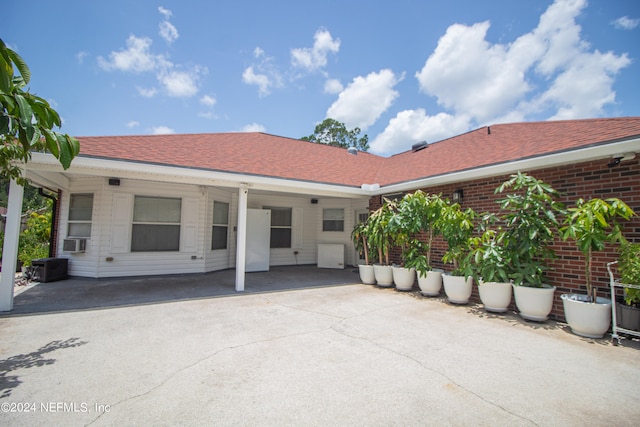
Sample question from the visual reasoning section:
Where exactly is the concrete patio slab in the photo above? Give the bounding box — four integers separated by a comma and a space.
1, 268, 639, 426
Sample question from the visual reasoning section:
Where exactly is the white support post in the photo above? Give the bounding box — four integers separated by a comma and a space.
0, 179, 25, 311
235, 184, 249, 292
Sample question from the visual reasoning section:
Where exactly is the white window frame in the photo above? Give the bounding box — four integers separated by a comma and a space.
67, 193, 94, 238
131, 195, 182, 252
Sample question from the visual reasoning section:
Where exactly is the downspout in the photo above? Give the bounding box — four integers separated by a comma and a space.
38, 188, 58, 258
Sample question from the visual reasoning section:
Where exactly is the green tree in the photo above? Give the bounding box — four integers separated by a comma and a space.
300, 118, 369, 152
1, 39, 80, 185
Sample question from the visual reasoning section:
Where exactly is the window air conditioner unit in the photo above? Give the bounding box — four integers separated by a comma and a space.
63, 238, 87, 253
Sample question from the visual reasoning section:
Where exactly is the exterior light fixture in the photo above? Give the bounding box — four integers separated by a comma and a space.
452, 189, 464, 203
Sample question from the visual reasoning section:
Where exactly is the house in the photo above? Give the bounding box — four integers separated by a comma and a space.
1, 117, 639, 316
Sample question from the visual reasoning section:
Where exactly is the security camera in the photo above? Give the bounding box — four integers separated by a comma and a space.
608, 153, 636, 168
608, 157, 622, 168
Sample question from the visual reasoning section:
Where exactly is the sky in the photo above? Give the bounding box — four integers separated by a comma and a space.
4, 0, 640, 156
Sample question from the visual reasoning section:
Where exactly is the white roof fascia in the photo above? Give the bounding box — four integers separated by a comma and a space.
374, 137, 640, 195
26, 153, 372, 199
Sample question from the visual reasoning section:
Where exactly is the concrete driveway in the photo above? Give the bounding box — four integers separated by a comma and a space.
1, 267, 639, 426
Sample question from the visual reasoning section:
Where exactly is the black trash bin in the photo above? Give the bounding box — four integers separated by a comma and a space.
31, 258, 68, 283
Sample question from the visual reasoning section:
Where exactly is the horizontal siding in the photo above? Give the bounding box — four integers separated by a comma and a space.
56, 176, 368, 278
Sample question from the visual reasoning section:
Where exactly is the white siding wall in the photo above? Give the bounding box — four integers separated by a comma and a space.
57, 177, 368, 278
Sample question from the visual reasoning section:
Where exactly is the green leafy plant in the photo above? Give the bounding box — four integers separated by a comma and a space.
496, 172, 564, 288
468, 224, 511, 284
18, 211, 51, 268
366, 199, 395, 265
440, 201, 476, 277
1, 39, 80, 184
388, 191, 427, 267
619, 241, 640, 306
561, 197, 636, 302
351, 219, 375, 265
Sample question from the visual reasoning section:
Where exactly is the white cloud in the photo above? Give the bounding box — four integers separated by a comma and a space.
242, 66, 273, 97
327, 69, 402, 130
158, 68, 203, 97
241, 123, 266, 132
151, 126, 175, 135
412, 0, 629, 131
612, 16, 640, 30
200, 95, 216, 107
254, 47, 265, 58
136, 86, 157, 97
291, 28, 340, 72
76, 51, 87, 64
324, 78, 343, 94
126, 120, 140, 128
98, 35, 159, 73
158, 7, 178, 44
370, 109, 471, 155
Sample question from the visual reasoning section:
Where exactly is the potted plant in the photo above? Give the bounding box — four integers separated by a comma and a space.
351, 219, 376, 284
468, 222, 513, 313
388, 191, 434, 291
367, 199, 395, 287
615, 241, 640, 331
560, 197, 636, 338
496, 173, 563, 321
416, 194, 447, 296
440, 201, 476, 304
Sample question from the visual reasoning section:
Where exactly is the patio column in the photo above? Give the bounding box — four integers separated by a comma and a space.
0, 179, 25, 311
235, 183, 249, 292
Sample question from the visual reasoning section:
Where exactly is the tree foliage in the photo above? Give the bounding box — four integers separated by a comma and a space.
1, 39, 80, 185
300, 118, 369, 152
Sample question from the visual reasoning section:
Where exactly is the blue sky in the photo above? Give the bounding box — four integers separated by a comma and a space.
5, 0, 640, 156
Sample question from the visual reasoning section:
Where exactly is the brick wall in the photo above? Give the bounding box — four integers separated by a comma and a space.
368, 157, 640, 321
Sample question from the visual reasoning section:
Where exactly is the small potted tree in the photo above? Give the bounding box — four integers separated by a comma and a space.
351, 219, 375, 284
416, 194, 447, 296
616, 241, 640, 331
560, 197, 636, 338
496, 173, 563, 321
367, 199, 395, 287
468, 221, 513, 313
440, 201, 476, 304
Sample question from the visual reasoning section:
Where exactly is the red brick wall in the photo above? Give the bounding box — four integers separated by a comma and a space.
369, 157, 640, 321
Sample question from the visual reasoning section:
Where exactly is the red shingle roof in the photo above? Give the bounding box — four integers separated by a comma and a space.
76, 118, 640, 188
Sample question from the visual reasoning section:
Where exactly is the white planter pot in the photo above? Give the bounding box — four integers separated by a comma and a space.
357, 264, 376, 285
417, 270, 443, 296
373, 264, 394, 287
392, 266, 416, 291
513, 285, 556, 321
561, 294, 612, 339
478, 282, 512, 313
442, 275, 473, 304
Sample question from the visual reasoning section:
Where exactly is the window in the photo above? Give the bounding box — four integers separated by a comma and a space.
131, 196, 181, 252
68, 194, 93, 237
323, 208, 344, 232
212, 201, 229, 250
265, 206, 292, 248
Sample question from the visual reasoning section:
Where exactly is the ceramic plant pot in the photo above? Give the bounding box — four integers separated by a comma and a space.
392, 266, 416, 291
616, 301, 640, 332
373, 264, 394, 287
358, 264, 376, 285
442, 274, 473, 304
561, 294, 612, 339
417, 270, 443, 296
513, 285, 556, 322
478, 281, 512, 313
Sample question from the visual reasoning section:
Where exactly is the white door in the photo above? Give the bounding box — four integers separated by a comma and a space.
355, 209, 369, 265
246, 209, 271, 272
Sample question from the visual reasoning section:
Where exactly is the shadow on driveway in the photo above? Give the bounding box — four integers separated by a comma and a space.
3, 265, 361, 316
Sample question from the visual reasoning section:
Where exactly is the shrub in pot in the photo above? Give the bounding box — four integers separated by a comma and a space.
496, 173, 563, 321
560, 198, 636, 338
616, 242, 640, 331
367, 199, 395, 287
440, 201, 476, 304
468, 224, 513, 313
351, 220, 376, 284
